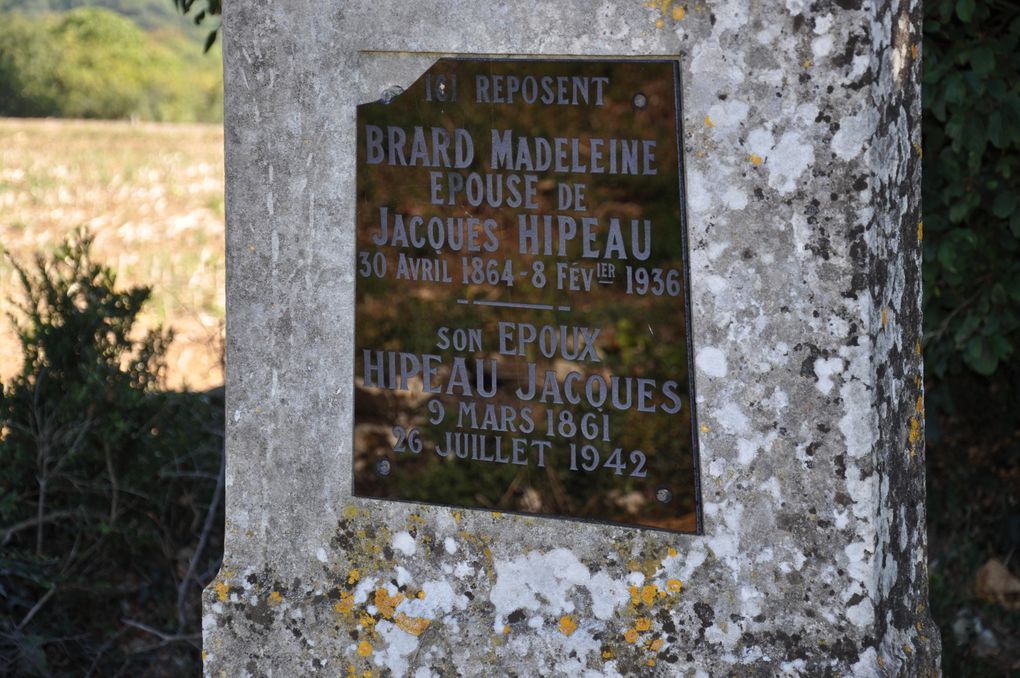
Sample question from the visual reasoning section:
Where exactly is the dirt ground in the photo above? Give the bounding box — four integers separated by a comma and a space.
0, 118, 225, 391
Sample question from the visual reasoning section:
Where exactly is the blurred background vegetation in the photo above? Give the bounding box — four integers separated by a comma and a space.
922, 1, 1020, 674
0, 0, 222, 122
0, 0, 1017, 674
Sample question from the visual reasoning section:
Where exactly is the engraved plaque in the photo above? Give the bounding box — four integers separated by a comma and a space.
353, 58, 701, 532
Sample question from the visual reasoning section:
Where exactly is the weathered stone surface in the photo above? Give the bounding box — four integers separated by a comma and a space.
204, 1, 940, 675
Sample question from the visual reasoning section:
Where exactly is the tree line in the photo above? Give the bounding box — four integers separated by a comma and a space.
0, 7, 222, 122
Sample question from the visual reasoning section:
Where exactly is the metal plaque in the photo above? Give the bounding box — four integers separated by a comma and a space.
353, 57, 701, 532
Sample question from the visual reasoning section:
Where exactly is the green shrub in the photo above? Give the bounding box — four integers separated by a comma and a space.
923, 3, 1020, 675
0, 229, 223, 676
0, 13, 62, 117
0, 7, 222, 122
922, 0, 1020, 383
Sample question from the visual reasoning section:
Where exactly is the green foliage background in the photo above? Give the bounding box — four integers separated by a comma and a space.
923, 0, 1020, 382
923, 1, 1020, 676
0, 3, 222, 122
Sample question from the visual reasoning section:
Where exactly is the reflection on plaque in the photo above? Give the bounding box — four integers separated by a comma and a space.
353, 58, 701, 533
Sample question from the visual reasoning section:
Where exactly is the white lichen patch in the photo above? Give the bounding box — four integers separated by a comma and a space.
391, 531, 417, 556
588, 571, 630, 620
489, 548, 631, 634
695, 346, 728, 378
813, 357, 844, 395
373, 620, 421, 676
766, 132, 814, 194
831, 111, 871, 161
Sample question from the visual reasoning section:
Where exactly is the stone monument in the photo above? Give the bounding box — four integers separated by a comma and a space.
204, 1, 940, 675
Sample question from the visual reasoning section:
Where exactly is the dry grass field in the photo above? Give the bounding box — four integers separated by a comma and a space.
0, 118, 224, 391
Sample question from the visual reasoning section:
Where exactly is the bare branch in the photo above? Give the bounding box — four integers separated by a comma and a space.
16, 585, 57, 631
1, 509, 78, 547
175, 447, 224, 629
105, 443, 118, 527
121, 619, 201, 647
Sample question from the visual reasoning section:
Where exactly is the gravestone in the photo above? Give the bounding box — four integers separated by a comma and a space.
204, 1, 941, 675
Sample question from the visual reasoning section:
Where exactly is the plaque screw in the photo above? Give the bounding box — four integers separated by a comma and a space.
380, 86, 404, 104
633, 92, 648, 109
376, 459, 392, 476
655, 487, 672, 503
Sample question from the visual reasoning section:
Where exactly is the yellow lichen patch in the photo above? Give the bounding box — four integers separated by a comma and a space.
644, 0, 673, 15
647, 658, 656, 667
914, 142, 923, 158
201, 650, 208, 662
268, 591, 283, 606
374, 589, 405, 619
803, 59, 812, 69
672, 5, 686, 20
395, 612, 431, 636
917, 220, 923, 241
877, 654, 886, 668
648, 638, 664, 652
503, 625, 510, 635
629, 585, 641, 605
491, 512, 502, 519
335, 592, 355, 614
624, 628, 639, 644
602, 649, 614, 659
911, 43, 918, 60
749, 153, 763, 166
704, 115, 715, 128
655, 18, 665, 28
908, 417, 921, 446
700, 424, 710, 433
347, 569, 361, 585
558, 615, 578, 636
347, 664, 357, 678
881, 307, 889, 328
634, 617, 652, 632
359, 613, 377, 630
667, 547, 678, 558
640, 585, 659, 606
342, 505, 358, 520
357, 640, 373, 657
667, 579, 683, 593
214, 580, 229, 602
916, 395, 923, 414
417, 590, 426, 600
452, 511, 462, 523
915, 340, 922, 355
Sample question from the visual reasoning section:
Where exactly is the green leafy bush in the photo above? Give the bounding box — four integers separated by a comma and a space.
0, 7, 222, 122
923, 3, 1020, 675
922, 0, 1020, 381
0, 230, 223, 675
